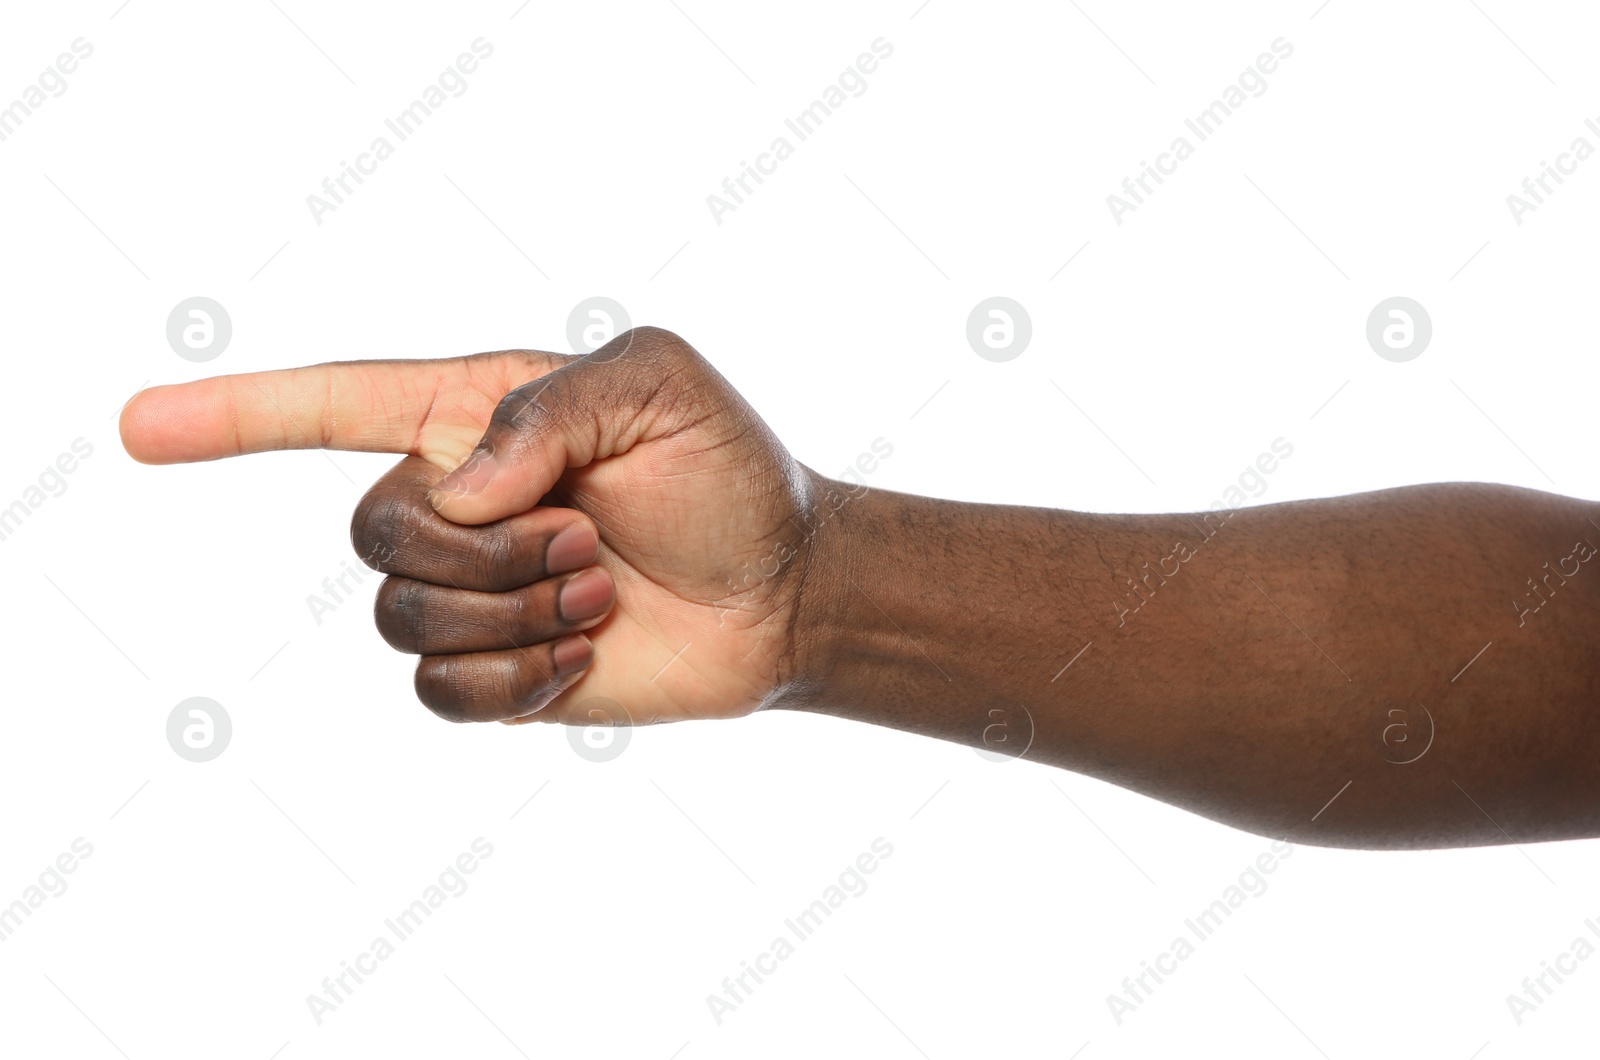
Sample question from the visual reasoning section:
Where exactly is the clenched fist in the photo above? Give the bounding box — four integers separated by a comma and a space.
122, 327, 843, 725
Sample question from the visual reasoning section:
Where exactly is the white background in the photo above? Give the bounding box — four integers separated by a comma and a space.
2, 0, 1598, 1056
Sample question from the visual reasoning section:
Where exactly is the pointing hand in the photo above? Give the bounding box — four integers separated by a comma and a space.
121, 328, 839, 725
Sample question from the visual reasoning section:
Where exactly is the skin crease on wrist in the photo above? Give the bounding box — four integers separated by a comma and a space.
117, 327, 1600, 851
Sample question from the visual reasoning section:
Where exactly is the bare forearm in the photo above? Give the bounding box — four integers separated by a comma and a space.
779, 477, 1600, 848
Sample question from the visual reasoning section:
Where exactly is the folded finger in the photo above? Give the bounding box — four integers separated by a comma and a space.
375, 567, 614, 655
353, 456, 599, 592
414, 634, 594, 723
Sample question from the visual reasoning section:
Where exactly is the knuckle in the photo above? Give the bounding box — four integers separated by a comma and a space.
517, 688, 561, 718
623, 326, 698, 376
374, 577, 427, 653
598, 327, 705, 418
472, 524, 524, 592
528, 644, 562, 690
413, 657, 470, 723
496, 647, 556, 711
351, 489, 421, 571
500, 584, 529, 625
415, 652, 552, 723
489, 378, 554, 433
626, 325, 687, 356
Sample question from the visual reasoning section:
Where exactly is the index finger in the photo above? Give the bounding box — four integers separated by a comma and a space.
118, 350, 566, 468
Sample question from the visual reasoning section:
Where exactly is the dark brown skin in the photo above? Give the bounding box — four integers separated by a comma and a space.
119, 328, 1600, 848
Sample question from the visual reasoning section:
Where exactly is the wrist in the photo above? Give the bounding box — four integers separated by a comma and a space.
770, 467, 876, 712
767, 474, 1078, 758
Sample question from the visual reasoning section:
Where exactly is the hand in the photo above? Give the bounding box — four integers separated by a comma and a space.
121, 327, 839, 725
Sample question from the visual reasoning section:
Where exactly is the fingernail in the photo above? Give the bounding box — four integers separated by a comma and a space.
552, 634, 593, 676
546, 523, 598, 575
558, 568, 614, 623
435, 447, 498, 496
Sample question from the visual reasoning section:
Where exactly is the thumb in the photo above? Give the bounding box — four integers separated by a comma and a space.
427, 326, 703, 525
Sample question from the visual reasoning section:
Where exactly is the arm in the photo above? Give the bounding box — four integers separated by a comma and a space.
120, 328, 1600, 848
781, 475, 1600, 848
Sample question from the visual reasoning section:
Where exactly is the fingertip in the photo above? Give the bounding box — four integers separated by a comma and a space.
553, 632, 594, 677
546, 520, 600, 575
558, 567, 615, 624
426, 447, 507, 523
118, 386, 173, 464
435, 447, 499, 495
426, 490, 508, 526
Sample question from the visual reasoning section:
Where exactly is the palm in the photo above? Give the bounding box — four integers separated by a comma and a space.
546, 420, 801, 725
